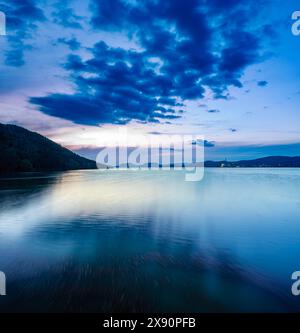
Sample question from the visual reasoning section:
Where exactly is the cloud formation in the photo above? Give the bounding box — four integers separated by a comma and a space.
192, 139, 215, 148
56, 37, 81, 50
30, 0, 274, 125
52, 1, 83, 29
203, 140, 215, 148
0, 0, 45, 66
207, 109, 220, 113
257, 80, 268, 87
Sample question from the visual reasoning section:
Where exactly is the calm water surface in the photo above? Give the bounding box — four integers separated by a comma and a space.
0, 168, 300, 312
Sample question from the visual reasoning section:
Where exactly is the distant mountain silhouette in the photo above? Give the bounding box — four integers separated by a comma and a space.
205, 156, 300, 167
0, 123, 96, 174
1, 123, 299, 173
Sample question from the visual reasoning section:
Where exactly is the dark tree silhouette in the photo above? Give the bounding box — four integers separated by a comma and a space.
0, 123, 96, 173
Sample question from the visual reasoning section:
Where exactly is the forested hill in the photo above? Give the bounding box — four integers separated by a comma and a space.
0, 123, 96, 173
205, 156, 300, 167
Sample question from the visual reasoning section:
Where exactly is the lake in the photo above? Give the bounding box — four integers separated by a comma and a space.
0, 168, 300, 312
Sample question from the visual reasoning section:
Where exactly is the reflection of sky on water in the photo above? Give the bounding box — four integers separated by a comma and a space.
0, 169, 300, 312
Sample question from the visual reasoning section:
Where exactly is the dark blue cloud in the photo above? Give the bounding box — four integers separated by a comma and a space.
0, 0, 45, 66
257, 80, 268, 87
148, 131, 163, 135
52, 1, 83, 29
207, 109, 220, 113
56, 37, 81, 51
192, 139, 216, 148
31, 0, 274, 125
204, 140, 216, 148
31, 41, 183, 124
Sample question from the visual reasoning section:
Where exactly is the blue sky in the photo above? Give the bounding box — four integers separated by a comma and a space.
0, 0, 300, 160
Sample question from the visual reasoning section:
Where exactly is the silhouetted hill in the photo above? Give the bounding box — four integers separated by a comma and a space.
0, 123, 96, 173
205, 156, 300, 167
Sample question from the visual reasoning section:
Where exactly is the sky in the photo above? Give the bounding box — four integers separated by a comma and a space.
0, 0, 300, 161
